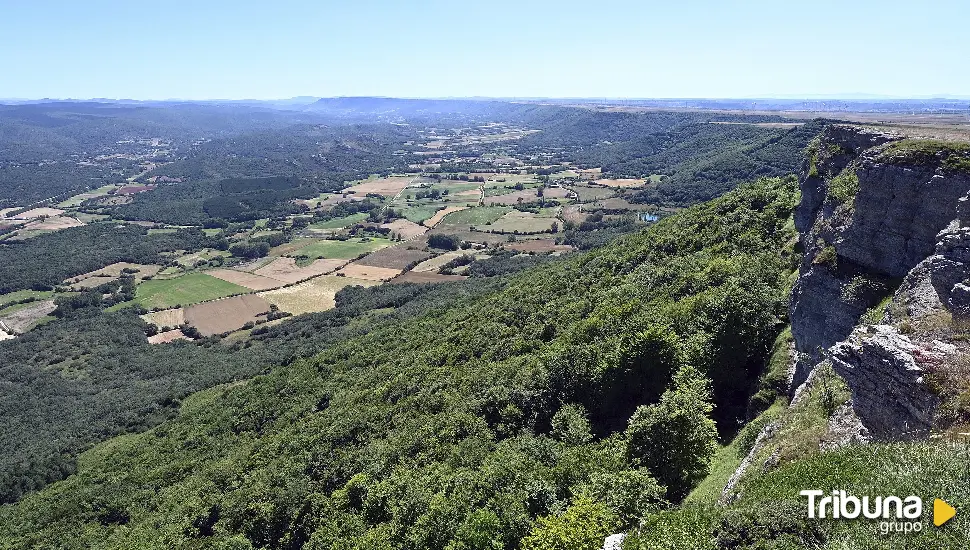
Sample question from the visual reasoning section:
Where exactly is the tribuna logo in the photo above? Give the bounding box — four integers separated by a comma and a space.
800, 490, 922, 520
800, 490, 927, 535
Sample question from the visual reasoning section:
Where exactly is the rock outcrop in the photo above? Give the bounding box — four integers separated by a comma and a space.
828, 325, 946, 439
790, 125, 970, 388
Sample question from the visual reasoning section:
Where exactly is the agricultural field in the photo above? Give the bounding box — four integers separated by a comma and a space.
56, 185, 119, 208
147, 329, 189, 344
0, 300, 56, 334
438, 206, 508, 227
259, 275, 379, 315
354, 244, 433, 270
423, 206, 468, 227
380, 218, 427, 240
0, 289, 54, 308
296, 237, 393, 261
592, 178, 647, 188
141, 308, 186, 329
486, 210, 558, 234
205, 269, 285, 291
65, 262, 163, 289
135, 273, 250, 310
346, 175, 415, 197
183, 294, 272, 336
399, 204, 444, 224
253, 257, 346, 284
336, 263, 403, 282
308, 213, 369, 231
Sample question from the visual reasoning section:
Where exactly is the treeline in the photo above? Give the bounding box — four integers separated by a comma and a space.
0, 224, 221, 294
0, 178, 801, 548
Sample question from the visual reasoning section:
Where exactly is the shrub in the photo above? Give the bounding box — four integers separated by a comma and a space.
521, 496, 616, 550
625, 366, 718, 501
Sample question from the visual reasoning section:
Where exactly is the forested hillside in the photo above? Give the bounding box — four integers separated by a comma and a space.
0, 177, 800, 548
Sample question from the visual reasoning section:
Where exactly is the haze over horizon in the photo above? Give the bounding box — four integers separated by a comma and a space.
1, 0, 967, 101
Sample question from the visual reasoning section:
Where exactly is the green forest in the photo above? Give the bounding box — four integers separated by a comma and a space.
0, 177, 800, 548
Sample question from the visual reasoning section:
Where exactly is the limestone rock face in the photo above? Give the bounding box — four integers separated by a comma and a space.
790, 125, 970, 387
829, 325, 945, 440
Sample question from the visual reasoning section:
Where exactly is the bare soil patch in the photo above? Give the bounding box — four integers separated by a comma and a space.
65, 262, 163, 288
183, 294, 272, 337
147, 329, 189, 345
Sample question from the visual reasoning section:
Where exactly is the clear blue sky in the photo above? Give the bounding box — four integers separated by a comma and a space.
0, 0, 966, 100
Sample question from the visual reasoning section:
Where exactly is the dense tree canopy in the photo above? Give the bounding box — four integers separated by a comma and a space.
0, 177, 800, 548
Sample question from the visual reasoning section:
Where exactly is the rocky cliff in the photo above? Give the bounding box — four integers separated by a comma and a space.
790, 125, 970, 396
722, 128, 970, 504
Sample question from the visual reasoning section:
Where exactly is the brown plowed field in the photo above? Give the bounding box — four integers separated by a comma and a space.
354, 245, 432, 270
183, 294, 272, 336
147, 329, 190, 344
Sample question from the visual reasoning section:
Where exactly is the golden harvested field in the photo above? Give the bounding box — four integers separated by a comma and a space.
355, 244, 432, 269
141, 308, 186, 328
206, 269, 286, 291
336, 263, 404, 281
259, 275, 378, 315
25, 216, 84, 231
593, 178, 646, 188
11, 207, 65, 220
184, 294, 272, 337
253, 257, 346, 284
381, 218, 428, 240
147, 329, 190, 345
423, 206, 469, 227
347, 176, 414, 197
389, 272, 468, 284
411, 252, 464, 273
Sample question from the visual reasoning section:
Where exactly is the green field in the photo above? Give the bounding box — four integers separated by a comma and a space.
400, 204, 443, 224
0, 289, 54, 308
296, 238, 393, 260
440, 206, 508, 226
309, 213, 369, 230
135, 273, 249, 309
56, 185, 118, 208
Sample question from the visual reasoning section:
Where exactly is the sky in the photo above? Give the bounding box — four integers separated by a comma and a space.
0, 0, 967, 100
